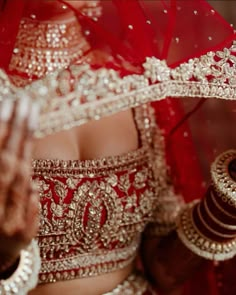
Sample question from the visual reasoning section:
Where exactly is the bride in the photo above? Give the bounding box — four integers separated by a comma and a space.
0, 1, 235, 294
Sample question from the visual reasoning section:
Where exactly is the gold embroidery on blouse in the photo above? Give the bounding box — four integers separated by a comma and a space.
39, 239, 139, 283
33, 105, 159, 283
32, 104, 182, 283
139, 105, 184, 237
32, 147, 148, 177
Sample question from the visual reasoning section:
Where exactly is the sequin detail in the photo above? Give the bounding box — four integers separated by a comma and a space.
1, 34, 236, 137
8, 1, 101, 83
33, 105, 182, 284
9, 17, 90, 80
35, 143, 154, 284
33, 106, 150, 283
24, 41, 236, 138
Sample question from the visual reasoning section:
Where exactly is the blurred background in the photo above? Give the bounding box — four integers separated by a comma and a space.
180, 1, 236, 183
208, 1, 236, 26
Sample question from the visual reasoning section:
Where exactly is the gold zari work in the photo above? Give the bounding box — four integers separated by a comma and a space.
33, 105, 182, 284
9, 0, 101, 82
1, 41, 235, 137
177, 201, 236, 261
0, 0, 234, 288
0, 11, 234, 138
211, 150, 236, 205
9, 18, 90, 79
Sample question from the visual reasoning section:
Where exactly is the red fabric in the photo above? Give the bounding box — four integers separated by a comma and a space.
0, 0, 25, 70
0, 1, 235, 294
33, 158, 155, 282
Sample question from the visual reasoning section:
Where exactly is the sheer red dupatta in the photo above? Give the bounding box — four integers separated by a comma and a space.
95, 0, 235, 196
56, 0, 235, 199
0, 1, 235, 294
0, 0, 26, 71
61, 2, 235, 294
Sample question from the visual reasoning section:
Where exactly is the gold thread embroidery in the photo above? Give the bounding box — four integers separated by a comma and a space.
9, 17, 90, 80
0, 43, 236, 137
27, 42, 236, 137
33, 105, 163, 283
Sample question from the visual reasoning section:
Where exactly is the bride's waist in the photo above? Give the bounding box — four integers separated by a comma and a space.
38, 235, 141, 284
29, 264, 134, 295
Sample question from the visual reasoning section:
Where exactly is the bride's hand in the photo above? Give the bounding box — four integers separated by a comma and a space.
0, 96, 39, 274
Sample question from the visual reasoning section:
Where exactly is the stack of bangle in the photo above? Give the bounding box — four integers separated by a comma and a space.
0, 240, 40, 295
177, 150, 236, 261
211, 149, 236, 207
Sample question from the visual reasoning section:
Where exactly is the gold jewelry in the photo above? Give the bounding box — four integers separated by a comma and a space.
210, 190, 236, 220
203, 196, 236, 230
0, 240, 40, 295
197, 202, 235, 238
80, 1, 102, 19
211, 150, 236, 205
177, 201, 236, 261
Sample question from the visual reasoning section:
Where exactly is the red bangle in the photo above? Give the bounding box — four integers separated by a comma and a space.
205, 188, 236, 226
192, 202, 228, 243
176, 200, 236, 261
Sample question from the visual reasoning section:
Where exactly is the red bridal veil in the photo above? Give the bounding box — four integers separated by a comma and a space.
0, 1, 235, 294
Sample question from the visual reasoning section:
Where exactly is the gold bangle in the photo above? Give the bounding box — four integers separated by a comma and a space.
210, 190, 236, 220
211, 150, 236, 204
176, 201, 236, 261
203, 196, 236, 231
215, 187, 236, 208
